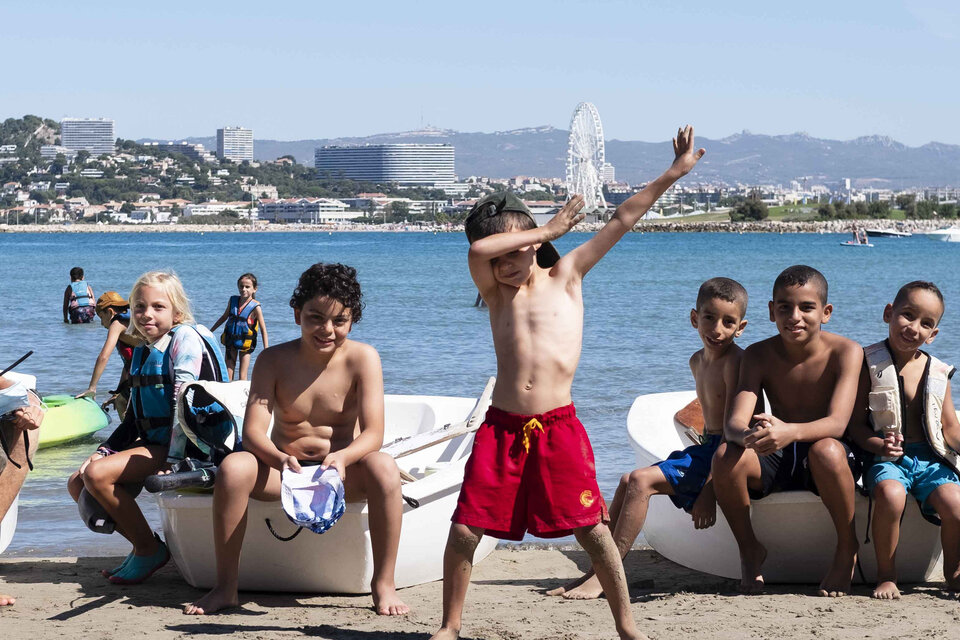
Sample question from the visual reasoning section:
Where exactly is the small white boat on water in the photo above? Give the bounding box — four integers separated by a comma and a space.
0, 372, 36, 555
156, 379, 499, 594
925, 227, 960, 242
865, 228, 912, 238
628, 391, 945, 584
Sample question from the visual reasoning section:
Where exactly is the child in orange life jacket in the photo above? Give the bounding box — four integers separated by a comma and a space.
849, 281, 960, 600
211, 273, 269, 381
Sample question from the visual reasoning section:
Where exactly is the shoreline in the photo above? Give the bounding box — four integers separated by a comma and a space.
0, 218, 947, 234
1, 548, 954, 639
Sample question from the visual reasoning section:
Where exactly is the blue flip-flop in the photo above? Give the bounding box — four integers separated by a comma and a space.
108, 537, 169, 585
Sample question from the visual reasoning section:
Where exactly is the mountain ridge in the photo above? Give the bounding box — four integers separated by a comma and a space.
139, 127, 960, 187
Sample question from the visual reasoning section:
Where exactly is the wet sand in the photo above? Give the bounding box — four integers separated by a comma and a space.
2, 547, 958, 639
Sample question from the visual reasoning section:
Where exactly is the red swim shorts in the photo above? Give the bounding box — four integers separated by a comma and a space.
452, 404, 608, 541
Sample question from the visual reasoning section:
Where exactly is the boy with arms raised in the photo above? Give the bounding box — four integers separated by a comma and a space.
185, 263, 408, 616
430, 126, 705, 640
550, 277, 750, 600
849, 281, 960, 600
712, 265, 863, 596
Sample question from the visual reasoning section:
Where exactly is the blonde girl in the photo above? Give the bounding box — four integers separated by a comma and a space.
67, 271, 227, 585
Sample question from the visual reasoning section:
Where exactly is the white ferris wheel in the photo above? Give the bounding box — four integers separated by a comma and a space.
565, 102, 607, 213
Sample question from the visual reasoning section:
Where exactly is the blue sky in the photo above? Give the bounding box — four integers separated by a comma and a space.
4, 1, 959, 145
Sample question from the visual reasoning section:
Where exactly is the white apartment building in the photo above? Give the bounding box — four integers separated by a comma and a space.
181, 201, 254, 218
60, 118, 116, 156
258, 197, 360, 224
217, 126, 254, 162
601, 162, 616, 183
314, 144, 455, 187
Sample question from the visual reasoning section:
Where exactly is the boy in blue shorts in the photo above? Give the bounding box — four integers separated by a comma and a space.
550, 277, 749, 600
849, 281, 960, 600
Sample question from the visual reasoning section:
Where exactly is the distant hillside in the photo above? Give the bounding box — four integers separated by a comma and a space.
143, 127, 960, 187
0, 115, 60, 153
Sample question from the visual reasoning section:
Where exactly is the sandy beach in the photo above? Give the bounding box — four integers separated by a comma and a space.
2, 547, 958, 639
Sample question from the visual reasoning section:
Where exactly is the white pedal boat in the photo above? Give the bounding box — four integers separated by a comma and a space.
0, 372, 36, 555
628, 390, 945, 584
156, 381, 499, 594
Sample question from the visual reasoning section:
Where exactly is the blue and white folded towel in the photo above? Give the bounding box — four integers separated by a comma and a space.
280, 465, 346, 534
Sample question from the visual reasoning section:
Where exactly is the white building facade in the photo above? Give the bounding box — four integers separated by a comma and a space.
60, 118, 116, 156
217, 127, 254, 162
258, 197, 360, 224
314, 144, 455, 188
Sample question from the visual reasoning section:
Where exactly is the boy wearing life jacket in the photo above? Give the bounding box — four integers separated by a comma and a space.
431, 126, 705, 640
712, 265, 864, 596
849, 281, 960, 600
185, 263, 407, 617
62, 266, 96, 324
549, 277, 751, 600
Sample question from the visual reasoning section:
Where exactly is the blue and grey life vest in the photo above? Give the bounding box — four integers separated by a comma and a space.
128, 324, 228, 445
223, 295, 260, 349
69, 280, 93, 309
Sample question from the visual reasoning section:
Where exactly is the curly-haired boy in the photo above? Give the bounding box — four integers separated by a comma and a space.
186, 262, 408, 616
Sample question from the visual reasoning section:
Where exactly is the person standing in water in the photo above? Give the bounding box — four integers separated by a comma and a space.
211, 273, 269, 381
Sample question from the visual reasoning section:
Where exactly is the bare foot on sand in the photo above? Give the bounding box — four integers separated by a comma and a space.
739, 543, 767, 594
429, 627, 460, 639
872, 579, 901, 600
372, 583, 409, 616
546, 570, 605, 599
0, 593, 15, 606
818, 545, 857, 597
183, 587, 239, 615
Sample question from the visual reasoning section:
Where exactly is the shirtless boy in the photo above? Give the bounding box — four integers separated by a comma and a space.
712, 265, 863, 597
849, 281, 960, 600
550, 277, 749, 600
430, 125, 704, 640
185, 263, 408, 616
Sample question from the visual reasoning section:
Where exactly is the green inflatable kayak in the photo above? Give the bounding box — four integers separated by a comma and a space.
37, 395, 108, 449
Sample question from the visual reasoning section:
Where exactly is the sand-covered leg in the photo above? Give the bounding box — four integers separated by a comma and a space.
712, 443, 766, 593
870, 479, 905, 599
184, 451, 279, 615
82, 446, 165, 561
927, 483, 960, 593
553, 467, 670, 600
574, 523, 647, 640
430, 523, 483, 640
354, 452, 409, 615
808, 440, 858, 597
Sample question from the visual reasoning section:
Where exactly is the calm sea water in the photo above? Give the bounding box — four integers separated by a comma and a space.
2, 230, 959, 556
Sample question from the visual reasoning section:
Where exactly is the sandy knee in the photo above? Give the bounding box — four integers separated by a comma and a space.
448, 523, 482, 555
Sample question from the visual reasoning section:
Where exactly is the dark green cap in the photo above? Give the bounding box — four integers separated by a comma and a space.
464, 192, 561, 268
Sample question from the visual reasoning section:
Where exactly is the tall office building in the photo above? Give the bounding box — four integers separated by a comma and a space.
314, 144, 455, 187
60, 118, 115, 156
217, 127, 254, 162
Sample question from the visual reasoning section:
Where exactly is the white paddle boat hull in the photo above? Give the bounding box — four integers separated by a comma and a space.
0, 373, 36, 554
628, 391, 944, 584
157, 392, 498, 593
0, 495, 16, 555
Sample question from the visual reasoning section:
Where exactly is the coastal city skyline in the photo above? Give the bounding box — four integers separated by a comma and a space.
3, 1, 960, 145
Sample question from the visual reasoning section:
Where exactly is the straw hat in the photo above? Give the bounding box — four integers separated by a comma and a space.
95, 291, 128, 312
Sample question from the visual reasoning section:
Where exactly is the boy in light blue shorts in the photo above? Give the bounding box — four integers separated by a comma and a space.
550, 278, 749, 600
850, 281, 960, 600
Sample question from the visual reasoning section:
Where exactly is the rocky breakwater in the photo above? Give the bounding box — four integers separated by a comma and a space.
632, 218, 947, 234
